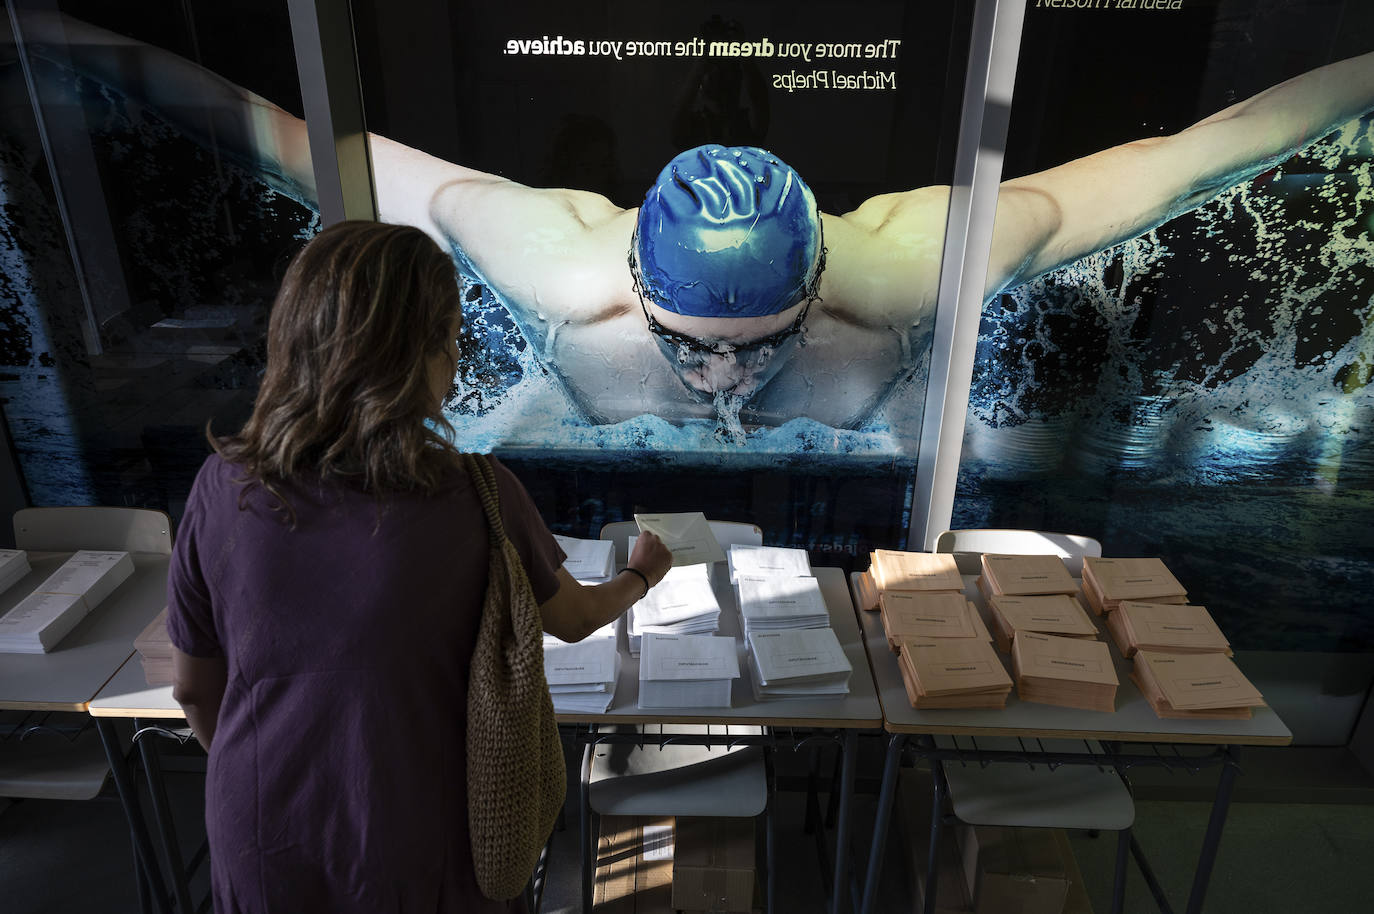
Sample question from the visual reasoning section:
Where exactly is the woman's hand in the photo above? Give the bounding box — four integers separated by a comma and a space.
627, 530, 674, 592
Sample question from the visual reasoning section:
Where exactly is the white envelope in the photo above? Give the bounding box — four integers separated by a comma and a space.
554, 535, 615, 581
634, 512, 727, 566
639, 633, 740, 681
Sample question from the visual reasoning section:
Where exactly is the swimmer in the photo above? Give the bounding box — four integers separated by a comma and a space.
21, 13, 1374, 430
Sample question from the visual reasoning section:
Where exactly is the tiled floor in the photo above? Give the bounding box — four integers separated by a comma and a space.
3, 741, 1371, 914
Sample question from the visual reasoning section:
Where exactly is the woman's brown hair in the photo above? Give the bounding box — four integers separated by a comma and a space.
214, 220, 461, 499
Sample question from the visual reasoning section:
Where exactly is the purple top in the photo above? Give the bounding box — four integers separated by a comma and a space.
167, 453, 565, 914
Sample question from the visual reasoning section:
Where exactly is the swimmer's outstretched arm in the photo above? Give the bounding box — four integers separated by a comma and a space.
986, 50, 1374, 297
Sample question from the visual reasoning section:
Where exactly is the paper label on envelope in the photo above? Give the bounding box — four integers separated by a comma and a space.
728, 544, 812, 581
1013, 632, 1118, 685
1083, 557, 1186, 601
1120, 602, 1228, 649
870, 550, 962, 591
635, 513, 727, 566
902, 639, 1011, 694
738, 575, 827, 620
748, 628, 851, 682
981, 554, 1076, 595
879, 591, 977, 638
544, 637, 618, 685
989, 594, 1097, 636
640, 633, 740, 681
1136, 650, 1263, 709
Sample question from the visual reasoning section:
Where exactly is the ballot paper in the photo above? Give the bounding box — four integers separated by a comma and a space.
896, 639, 1012, 709
1081, 557, 1188, 614
1133, 650, 1264, 712
545, 624, 620, 713
736, 575, 830, 634
0, 550, 133, 653
554, 535, 616, 583
980, 554, 1078, 596
1011, 631, 1118, 712
868, 550, 963, 593
638, 633, 739, 709
134, 607, 173, 686
746, 628, 852, 701
634, 512, 727, 566
624, 562, 718, 655
877, 591, 984, 649
727, 544, 812, 583
1106, 602, 1230, 658
0, 549, 30, 595
986, 593, 1099, 653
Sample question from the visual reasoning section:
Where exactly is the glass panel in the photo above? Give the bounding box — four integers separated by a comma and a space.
1, 1, 317, 514
352, 0, 973, 562
954, 1, 1374, 735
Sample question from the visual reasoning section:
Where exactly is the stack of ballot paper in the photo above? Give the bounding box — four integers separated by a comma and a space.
895, 638, 1013, 709
868, 550, 963, 594
1105, 601, 1231, 658
554, 535, 616, 583
727, 544, 812, 583
0, 549, 30, 595
746, 628, 852, 700
1081, 557, 1187, 615
134, 607, 173, 686
638, 633, 739, 709
1131, 650, 1265, 720
626, 563, 720, 656
0, 550, 133, 653
985, 593, 1099, 653
545, 624, 620, 714
634, 512, 726, 566
877, 591, 992, 652
978, 553, 1078, 598
1011, 631, 1119, 712
736, 574, 830, 636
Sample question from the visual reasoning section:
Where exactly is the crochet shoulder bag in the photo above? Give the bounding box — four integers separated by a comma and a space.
463, 453, 566, 900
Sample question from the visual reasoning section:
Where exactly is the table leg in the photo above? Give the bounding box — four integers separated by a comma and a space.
859, 734, 906, 914
95, 718, 173, 914
135, 721, 195, 913
580, 741, 594, 914
922, 760, 949, 914
830, 730, 857, 914
1185, 745, 1240, 914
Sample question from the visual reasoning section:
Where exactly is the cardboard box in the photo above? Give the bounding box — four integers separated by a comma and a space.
956, 823, 1068, 914
595, 815, 674, 914
894, 768, 974, 914
672, 816, 755, 913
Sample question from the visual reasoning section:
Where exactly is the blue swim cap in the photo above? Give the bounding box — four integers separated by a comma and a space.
633, 145, 824, 318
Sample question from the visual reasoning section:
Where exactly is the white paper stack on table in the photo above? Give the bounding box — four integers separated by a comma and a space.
0, 550, 133, 653
625, 563, 720, 656
1080, 556, 1187, 615
545, 623, 620, 714
1105, 601, 1231, 658
554, 534, 616, 583
634, 512, 726, 566
895, 638, 1013, 709
736, 574, 830, 636
727, 544, 812, 586
877, 591, 992, 652
985, 593, 1099, 653
638, 633, 739, 709
976, 553, 1079, 602
1131, 649, 1265, 720
0, 548, 31, 595
746, 627, 852, 701
134, 607, 173, 686
1011, 631, 1119, 712
868, 549, 964, 596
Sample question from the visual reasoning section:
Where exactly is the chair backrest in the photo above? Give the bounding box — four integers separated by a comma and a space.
934, 528, 1101, 575
14, 507, 173, 555
598, 519, 762, 567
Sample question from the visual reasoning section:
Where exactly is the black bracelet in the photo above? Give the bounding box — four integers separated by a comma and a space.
622, 566, 651, 598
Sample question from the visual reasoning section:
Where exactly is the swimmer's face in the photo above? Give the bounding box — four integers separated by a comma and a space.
644, 298, 808, 400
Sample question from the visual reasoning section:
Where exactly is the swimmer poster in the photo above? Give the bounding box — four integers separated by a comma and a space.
953, 1, 1374, 675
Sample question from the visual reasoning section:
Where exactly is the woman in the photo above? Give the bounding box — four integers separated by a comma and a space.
166, 221, 673, 913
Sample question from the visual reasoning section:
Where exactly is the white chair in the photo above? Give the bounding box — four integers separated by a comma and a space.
14, 506, 173, 555
935, 528, 1101, 575
581, 520, 772, 914
930, 529, 1130, 914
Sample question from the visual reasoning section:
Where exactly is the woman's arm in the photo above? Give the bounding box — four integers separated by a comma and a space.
539, 531, 674, 642
171, 648, 227, 752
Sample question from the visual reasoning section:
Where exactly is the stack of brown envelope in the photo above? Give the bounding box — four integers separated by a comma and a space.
979, 553, 1078, 596
896, 638, 1012, 709
1011, 631, 1118, 712
986, 593, 1099, 653
1105, 601, 1231, 658
879, 591, 992, 651
869, 550, 964, 594
1131, 649, 1265, 720
1080, 557, 1187, 615
133, 607, 173, 686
